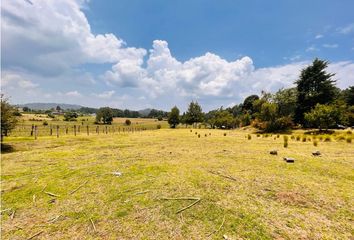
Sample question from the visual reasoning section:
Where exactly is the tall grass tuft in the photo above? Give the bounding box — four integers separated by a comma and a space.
302, 136, 307, 142
223, 133, 227, 136
283, 135, 289, 148
313, 140, 318, 146
346, 137, 352, 143
248, 134, 251, 140
324, 136, 331, 142
296, 136, 301, 141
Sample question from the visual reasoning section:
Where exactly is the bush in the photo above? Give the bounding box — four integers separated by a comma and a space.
43, 121, 48, 126
198, 134, 200, 138
157, 116, 163, 121
247, 134, 251, 140
157, 124, 161, 129
324, 136, 331, 142
346, 137, 352, 143
223, 133, 227, 136
296, 136, 301, 141
313, 140, 318, 146
125, 119, 131, 126
302, 137, 307, 142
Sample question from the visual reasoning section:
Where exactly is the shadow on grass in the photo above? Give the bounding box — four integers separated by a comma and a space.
304, 129, 335, 135
1, 143, 16, 154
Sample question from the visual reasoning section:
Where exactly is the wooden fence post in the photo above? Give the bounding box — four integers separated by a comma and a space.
74, 125, 76, 136
50, 125, 53, 136
34, 126, 37, 140
105, 126, 108, 134
56, 125, 59, 138
87, 125, 89, 136
30, 124, 34, 136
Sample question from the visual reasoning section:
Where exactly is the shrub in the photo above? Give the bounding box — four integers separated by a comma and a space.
257, 134, 260, 137
43, 121, 48, 126
224, 133, 227, 136
296, 136, 301, 141
247, 134, 251, 140
125, 119, 131, 126
302, 137, 307, 142
346, 130, 352, 135
283, 136, 289, 148
324, 136, 331, 142
157, 124, 161, 129
277, 134, 280, 138
157, 116, 163, 121
346, 137, 352, 143
290, 135, 295, 140
313, 140, 318, 146
319, 136, 323, 141
198, 134, 200, 138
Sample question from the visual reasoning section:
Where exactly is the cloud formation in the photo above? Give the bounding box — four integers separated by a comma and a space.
1, 0, 353, 110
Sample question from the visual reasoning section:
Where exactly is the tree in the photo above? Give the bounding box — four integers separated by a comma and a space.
341, 86, 354, 106
185, 101, 203, 127
168, 106, 180, 128
242, 95, 259, 114
96, 107, 113, 124
304, 104, 337, 130
295, 58, 337, 124
274, 88, 297, 118
56, 105, 62, 111
64, 111, 78, 121
1, 95, 18, 141
125, 119, 131, 126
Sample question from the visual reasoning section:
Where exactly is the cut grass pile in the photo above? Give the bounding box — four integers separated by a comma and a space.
1, 129, 353, 239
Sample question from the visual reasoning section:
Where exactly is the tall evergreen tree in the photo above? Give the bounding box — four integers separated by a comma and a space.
294, 58, 337, 124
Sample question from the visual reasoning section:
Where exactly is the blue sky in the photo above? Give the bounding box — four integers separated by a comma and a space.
2, 0, 354, 111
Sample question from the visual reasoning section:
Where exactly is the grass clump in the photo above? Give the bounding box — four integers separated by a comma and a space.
346, 137, 352, 143
324, 136, 331, 142
224, 133, 227, 136
313, 140, 318, 146
296, 136, 301, 141
302, 136, 307, 142
283, 135, 289, 148
247, 134, 251, 140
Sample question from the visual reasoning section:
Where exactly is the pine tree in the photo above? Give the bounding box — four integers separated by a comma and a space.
294, 58, 337, 124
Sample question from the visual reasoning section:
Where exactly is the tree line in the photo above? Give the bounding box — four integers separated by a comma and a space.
168, 58, 354, 132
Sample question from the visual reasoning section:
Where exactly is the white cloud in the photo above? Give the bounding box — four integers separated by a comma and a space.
322, 44, 339, 48
93, 90, 115, 99
1, 72, 38, 89
65, 90, 82, 97
337, 23, 354, 34
1, 0, 146, 76
306, 45, 319, 52
315, 34, 323, 39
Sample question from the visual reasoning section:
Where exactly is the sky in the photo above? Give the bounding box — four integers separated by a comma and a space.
1, 0, 354, 111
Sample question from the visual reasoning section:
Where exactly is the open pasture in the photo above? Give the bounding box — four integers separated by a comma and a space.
1, 129, 353, 239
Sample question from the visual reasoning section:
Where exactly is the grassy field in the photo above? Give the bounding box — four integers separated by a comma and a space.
1, 129, 353, 239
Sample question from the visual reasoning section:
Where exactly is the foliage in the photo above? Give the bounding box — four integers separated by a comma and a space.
125, 119, 131, 126
242, 94, 259, 114
96, 107, 114, 124
185, 101, 204, 126
295, 58, 337, 124
64, 111, 78, 121
1, 95, 19, 141
168, 106, 180, 128
304, 104, 338, 130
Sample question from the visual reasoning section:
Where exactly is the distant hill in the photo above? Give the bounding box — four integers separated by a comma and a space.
138, 108, 152, 117
18, 103, 83, 110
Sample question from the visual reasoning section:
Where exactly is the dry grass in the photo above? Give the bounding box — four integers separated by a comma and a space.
1, 129, 353, 239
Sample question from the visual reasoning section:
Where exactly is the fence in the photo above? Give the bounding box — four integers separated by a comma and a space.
8, 124, 160, 139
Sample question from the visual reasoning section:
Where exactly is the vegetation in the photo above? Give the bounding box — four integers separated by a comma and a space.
1, 95, 19, 141
96, 107, 113, 124
1, 129, 353, 239
167, 106, 180, 128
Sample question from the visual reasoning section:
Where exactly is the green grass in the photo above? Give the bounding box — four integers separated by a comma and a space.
1, 129, 353, 239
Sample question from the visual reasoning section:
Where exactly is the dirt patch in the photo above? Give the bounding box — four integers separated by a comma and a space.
275, 191, 308, 207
